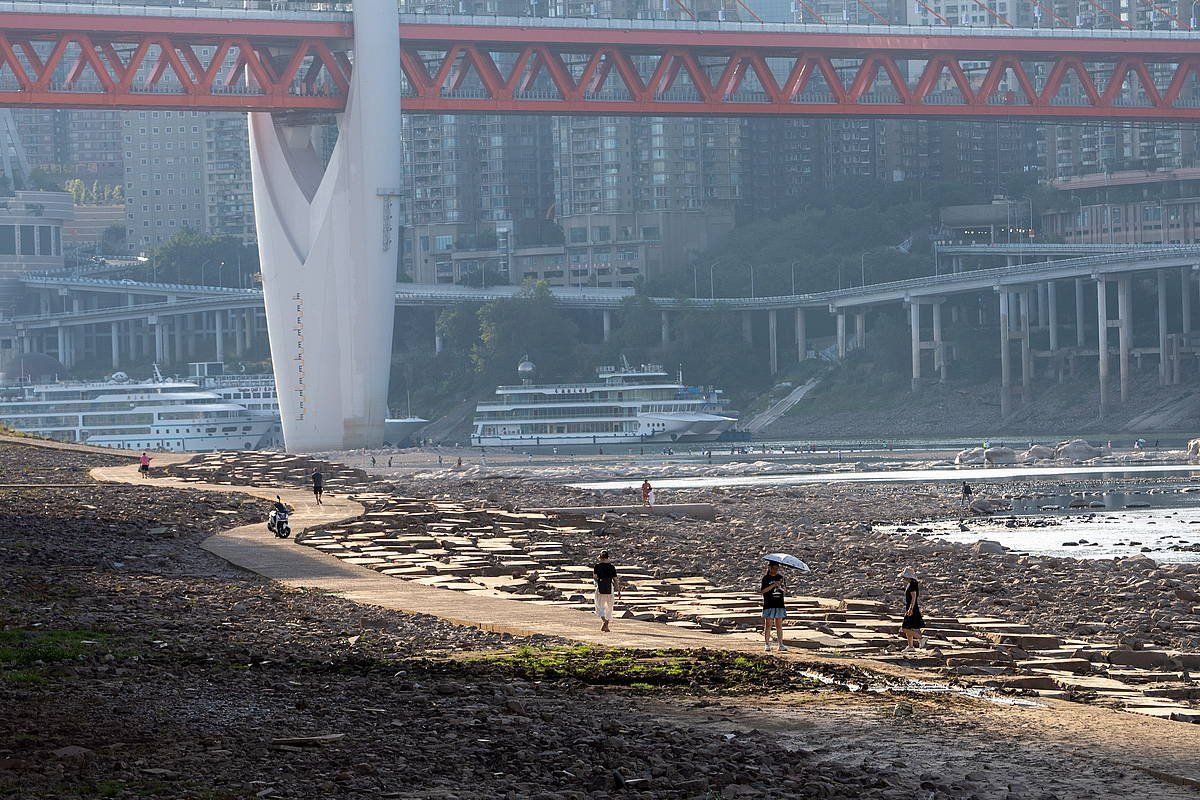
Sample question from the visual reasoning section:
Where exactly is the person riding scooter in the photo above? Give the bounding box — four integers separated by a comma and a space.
267, 495, 291, 539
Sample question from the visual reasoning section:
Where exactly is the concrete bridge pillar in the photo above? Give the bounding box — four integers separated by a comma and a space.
1075, 278, 1086, 348
1118, 275, 1132, 404
1020, 287, 1033, 403
1037, 282, 1049, 328
909, 302, 921, 391
795, 308, 807, 362
836, 311, 847, 360
602, 309, 612, 342
1047, 280, 1059, 353
173, 316, 184, 364
854, 311, 866, 351
110, 322, 120, 368
153, 318, 166, 364
56, 325, 68, 370
999, 290, 1012, 418
742, 311, 752, 344
249, 0, 403, 450
932, 300, 946, 382
660, 311, 670, 346
235, 310, 246, 358
1158, 269, 1169, 385
1099, 277, 1108, 412
186, 314, 197, 359
434, 317, 443, 355
215, 309, 225, 363
1182, 267, 1192, 336
767, 309, 778, 375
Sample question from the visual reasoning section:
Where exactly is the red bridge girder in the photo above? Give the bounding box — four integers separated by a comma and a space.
3, 13, 1200, 120
0, 12, 352, 110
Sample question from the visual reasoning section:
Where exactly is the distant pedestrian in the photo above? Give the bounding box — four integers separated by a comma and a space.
761, 562, 787, 652
899, 567, 924, 652
960, 481, 973, 509
138, 451, 151, 478
593, 551, 620, 633
311, 469, 323, 505
641, 479, 652, 506
370, 455, 377, 467
647, 487, 656, 507
438, 455, 443, 466
456, 457, 462, 468
387, 457, 393, 467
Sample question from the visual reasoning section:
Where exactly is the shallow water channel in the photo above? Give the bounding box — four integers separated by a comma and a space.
880, 484, 1200, 563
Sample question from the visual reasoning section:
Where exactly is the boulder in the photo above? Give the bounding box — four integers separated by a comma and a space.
983, 446, 1016, 465
1018, 445, 1055, 462
1056, 438, 1100, 460
969, 498, 1000, 515
972, 539, 1008, 555
955, 447, 986, 465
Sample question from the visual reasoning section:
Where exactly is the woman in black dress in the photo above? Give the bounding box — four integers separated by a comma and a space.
899, 567, 924, 652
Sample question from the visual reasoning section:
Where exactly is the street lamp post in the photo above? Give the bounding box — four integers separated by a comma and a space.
709, 262, 717, 299
790, 260, 799, 295
749, 264, 756, 298
860, 251, 867, 286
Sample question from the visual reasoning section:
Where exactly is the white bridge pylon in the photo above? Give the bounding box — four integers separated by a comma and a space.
248, 0, 402, 452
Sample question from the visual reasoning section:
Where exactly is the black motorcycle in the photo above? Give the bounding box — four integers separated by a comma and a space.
267, 507, 291, 539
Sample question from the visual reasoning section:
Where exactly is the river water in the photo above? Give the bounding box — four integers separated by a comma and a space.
571, 462, 1200, 491
572, 462, 1200, 563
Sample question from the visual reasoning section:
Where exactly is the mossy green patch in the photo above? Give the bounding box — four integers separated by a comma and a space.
0, 628, 110, 684
456, 645, 815, 693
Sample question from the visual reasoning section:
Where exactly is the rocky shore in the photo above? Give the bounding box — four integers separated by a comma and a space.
401, 474, 1200, 652
7, 440, 1200, 798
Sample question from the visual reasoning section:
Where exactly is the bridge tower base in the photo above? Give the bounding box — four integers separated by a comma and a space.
248, 0, 403, 452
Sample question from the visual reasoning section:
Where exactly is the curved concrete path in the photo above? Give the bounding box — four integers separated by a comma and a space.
73, 449, 1200, 788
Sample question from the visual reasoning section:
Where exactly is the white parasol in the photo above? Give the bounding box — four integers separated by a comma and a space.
762, 552, 810, 572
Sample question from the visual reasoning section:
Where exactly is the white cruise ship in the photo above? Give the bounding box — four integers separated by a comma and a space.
0, 366, 276, 452
471, 358, 736, 447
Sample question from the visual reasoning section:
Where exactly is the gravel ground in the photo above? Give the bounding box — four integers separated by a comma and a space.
4, 441, 1198, 799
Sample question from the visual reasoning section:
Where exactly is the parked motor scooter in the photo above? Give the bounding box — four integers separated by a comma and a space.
267, 497, 291, 539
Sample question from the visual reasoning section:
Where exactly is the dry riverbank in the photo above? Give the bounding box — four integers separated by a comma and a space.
5, 440, 1200, 798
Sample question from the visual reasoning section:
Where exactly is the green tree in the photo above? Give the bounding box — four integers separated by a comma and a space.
147, 229, 258, 287
473, 281, 580, 384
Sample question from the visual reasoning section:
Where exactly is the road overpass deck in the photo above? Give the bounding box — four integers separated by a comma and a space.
14, 245, 1200, 327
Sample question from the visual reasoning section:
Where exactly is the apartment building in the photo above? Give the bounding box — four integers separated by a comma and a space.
13, 109, 123, 184
204, 113, 256, 244
121, 109, 207, 251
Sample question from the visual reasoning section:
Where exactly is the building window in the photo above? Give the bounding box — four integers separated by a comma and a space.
569, 226, 588, 243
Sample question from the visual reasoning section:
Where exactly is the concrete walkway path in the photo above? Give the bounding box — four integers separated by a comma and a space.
82, 452, 1200, 788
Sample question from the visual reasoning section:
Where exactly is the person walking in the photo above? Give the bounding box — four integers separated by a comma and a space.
311, 468, 324, 505
138, 451, 151, 478
760, 562, 788, 652
641, 479, 652, 507
899, 567, 925, 652
592, 551, 620, 633
960, 480, 973, 510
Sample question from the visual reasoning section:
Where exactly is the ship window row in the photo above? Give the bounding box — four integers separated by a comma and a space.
83, 427, 153, 436
0, 401, 157, 413
476, 407, 636, 420
478, 421, 630, 435
7, 415, 79, 427
159, 410, 243, 422
83, 413, 154, 426
497, 389, 679, 404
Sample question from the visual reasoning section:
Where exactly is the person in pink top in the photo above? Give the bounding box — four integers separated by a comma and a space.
138, 452, 151, 478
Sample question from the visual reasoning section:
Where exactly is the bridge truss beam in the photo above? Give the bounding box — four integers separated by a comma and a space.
1, 14, 1200, 119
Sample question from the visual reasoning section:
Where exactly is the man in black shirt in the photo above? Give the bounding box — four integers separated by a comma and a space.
312, 469, 324, 505
592, 551, 620, 633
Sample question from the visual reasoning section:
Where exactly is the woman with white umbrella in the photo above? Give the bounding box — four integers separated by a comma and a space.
760, 553, 809, 653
